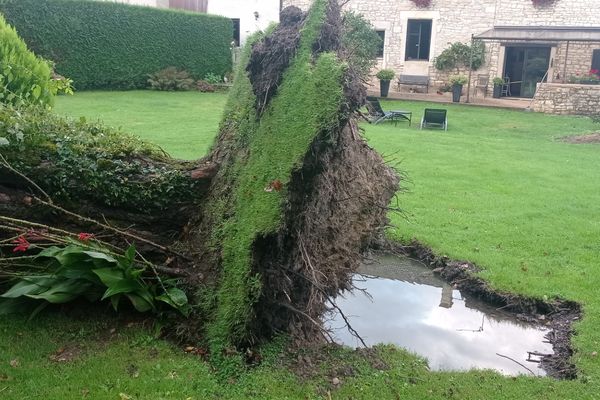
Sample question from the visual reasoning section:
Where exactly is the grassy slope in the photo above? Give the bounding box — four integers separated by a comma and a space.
18, 92, 598, 399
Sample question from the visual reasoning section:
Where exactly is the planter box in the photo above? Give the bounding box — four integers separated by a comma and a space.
380, 80, 391, 97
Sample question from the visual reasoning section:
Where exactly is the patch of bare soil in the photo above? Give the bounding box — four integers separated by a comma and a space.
561, 133, 600, 144
49, 345, 82, 363
380, 240, 581, 380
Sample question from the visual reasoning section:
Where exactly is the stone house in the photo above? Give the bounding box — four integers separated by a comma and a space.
284, 0, 600, 104
100, 0, 280, 45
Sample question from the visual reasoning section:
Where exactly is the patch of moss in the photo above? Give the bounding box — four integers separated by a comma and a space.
207, 0, 346, 352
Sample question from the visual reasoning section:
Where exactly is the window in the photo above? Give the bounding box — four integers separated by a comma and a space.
168, 0, 207, 12
232, 18, 241, 47
375, 30, 385, 58
592, 49, 600, 71
405, 19, 432, 61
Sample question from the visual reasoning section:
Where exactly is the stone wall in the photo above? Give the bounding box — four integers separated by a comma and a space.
531, 83, 600, 115
283, 0, 600, 94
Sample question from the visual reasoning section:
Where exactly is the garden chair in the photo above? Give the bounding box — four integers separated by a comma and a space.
501, 76, 512, 97
420, 108, 447, 131
473, 74, 489, 98
365, 97, 412, 126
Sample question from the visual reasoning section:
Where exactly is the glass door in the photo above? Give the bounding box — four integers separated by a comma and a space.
504, 46, 551, 98
521, 47, 551, 98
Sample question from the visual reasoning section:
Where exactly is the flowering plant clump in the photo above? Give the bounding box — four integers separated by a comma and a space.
77, 232, 95, 241
411, 0, 431, 8
12, 236, 30, 252
568, 69, 600, 84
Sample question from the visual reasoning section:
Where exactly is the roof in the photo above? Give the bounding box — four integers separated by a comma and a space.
475, 26, 600, 42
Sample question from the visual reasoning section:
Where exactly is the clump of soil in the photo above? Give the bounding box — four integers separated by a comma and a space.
560, 133, 600, 144
384, 240, 581, 380
247, 6, 305, 115
252, 121, 400, 342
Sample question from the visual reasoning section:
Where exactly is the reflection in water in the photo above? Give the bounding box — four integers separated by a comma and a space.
326, 254, 553, 376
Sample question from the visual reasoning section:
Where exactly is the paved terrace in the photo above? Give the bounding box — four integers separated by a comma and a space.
369, 89, 533, 110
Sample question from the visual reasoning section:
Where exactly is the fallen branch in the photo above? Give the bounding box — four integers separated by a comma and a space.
0, 153, 53, 203
496, 353, 536, 376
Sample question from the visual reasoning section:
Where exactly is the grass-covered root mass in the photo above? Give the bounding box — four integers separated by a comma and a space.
0, 0, 232, 90
187, 0, 399, 357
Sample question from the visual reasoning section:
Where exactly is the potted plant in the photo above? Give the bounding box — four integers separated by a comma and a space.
376, 69, 395, 98
492, 77, 504, 98
449, 75, 467, 103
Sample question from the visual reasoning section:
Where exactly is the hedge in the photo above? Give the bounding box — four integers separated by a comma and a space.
0, 14, 53, 107
0, 0, 232, 90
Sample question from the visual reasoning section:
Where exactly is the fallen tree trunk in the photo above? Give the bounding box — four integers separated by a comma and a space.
0, 0, 400, 355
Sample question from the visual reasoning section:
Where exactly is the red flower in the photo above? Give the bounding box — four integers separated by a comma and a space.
590, 69, 599, 75
12, 236, 30, 253
77, 233, 95, 241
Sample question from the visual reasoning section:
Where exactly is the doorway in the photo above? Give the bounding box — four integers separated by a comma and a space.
503, 46, 551, 98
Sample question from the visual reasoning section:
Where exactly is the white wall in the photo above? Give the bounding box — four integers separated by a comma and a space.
207, 0, 280, 45
100, 0, 159, 6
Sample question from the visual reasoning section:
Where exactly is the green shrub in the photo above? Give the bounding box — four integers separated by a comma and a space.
376, 69, 395, 80
0, 242, 189, 317
449, 75, 468, 85
0, 0, 232, 90
434, 41, 485, 73
0, 104, 197, 211
147, 67, 195, 91
196, 80, 216, 92
0, 14, 53, 107
203, 73, 222, 84
341, 11, 381, 79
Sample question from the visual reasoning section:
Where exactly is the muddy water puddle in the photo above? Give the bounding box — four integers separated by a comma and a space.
327, 253, 553, 376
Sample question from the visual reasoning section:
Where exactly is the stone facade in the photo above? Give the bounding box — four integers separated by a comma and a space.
283, 0, 600, 96
531, 83, 600, 115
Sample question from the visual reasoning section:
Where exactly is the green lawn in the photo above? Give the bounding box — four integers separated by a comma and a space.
54, 91, 227, 160
3, 91, 600, 399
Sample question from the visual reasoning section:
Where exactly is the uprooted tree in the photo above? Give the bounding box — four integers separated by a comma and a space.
0, 0, 399, 357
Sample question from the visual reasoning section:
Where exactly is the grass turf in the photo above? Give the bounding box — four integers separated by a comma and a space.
54, 90, 227, 160
3, 91, 598, 399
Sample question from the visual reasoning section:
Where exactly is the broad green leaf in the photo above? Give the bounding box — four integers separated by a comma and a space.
1, 277, 56, 298
93, 268, 125, 287
124, 245, 136, 265
82, 251, 118, 264
125, 293, 153, 312
110, 294, 121, 311
27, 291, 80, 304
156, 287, 188, 308
101, 279, 143, 300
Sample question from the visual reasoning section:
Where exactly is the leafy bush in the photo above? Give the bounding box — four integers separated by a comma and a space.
148, 67, 195, 91
203, 73, 222, 85
341, 11, 381, 79
434, 41, 485, 73
449, 75, 468, 85
376, 69, 395, 80
0, 241, 189, 317
0, 105, 197, 211
196, 80, 216, 93
0, 14, 54, 107
0, 0, 232, 90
